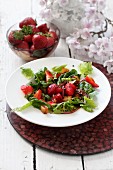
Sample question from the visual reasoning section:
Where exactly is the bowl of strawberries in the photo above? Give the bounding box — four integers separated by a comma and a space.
6, 17, 60, 61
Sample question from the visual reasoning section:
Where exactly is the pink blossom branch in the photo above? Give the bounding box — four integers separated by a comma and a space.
90, 19, 108, 38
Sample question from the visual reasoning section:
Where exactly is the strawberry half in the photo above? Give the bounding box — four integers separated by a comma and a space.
32, 34, 47, 49
19, 17, 37, 28
45, 70, 54, 82
65, 83, 76, 96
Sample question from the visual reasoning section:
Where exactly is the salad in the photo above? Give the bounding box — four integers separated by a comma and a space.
16, 62, 99, 114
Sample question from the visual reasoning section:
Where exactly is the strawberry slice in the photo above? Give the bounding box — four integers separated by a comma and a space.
34, 89, 42, 100
21, 85, 33, 95
85, 76, 99, 88
32, 34, 47, 49
45, 70, 54, 82
19, 17, 37, 28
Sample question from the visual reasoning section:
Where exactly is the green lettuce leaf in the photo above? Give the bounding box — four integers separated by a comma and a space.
52, 64, 67, 73
79, 62, 93, 75
21, 67, 34, 79
80, 96, 97, 112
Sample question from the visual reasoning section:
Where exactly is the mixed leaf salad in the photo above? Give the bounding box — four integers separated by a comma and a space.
16, 62, 99, 114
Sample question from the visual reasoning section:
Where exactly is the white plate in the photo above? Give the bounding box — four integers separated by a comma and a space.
5, 57, 111, 127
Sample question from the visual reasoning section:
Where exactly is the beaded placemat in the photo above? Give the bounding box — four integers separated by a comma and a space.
7, 63, 113, 155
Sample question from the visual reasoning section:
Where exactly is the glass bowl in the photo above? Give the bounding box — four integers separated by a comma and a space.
6, 21, 60, 61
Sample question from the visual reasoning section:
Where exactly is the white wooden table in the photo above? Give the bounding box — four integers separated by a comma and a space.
0, 0, 113, 169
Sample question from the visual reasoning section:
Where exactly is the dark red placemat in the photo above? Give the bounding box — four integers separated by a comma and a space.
7, 63, 113, 155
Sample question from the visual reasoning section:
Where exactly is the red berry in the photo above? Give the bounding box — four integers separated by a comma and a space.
56, 86, 62, 94
28, 25, 40, 34
34, 89, 42, 100
47, 84, 58, 96
46, 36, 55, 47
24, 34, 32, 43
8, 31, 23, 45
38, 23, 49, 33
45, 70, 53, 82
19, 17, 36, 28
32, 34, 47, 49
52, 93, 63, 103
21, 85, 33, 95
48, 31, 58, 41
15, 41, 29, 50
30, 44, 35, 52
65, 83, 76, 96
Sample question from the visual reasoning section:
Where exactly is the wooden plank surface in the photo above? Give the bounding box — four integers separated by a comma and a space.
0, 0, 33, 170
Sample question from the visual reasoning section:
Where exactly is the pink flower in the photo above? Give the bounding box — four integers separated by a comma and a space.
58, 0, 69, 7
40, 9, 52, 21
81, 28, 91, 39
104, 60, 113, 73
39, 0, 47, 6
82, 18, 93, 30
85, 7, 96, 18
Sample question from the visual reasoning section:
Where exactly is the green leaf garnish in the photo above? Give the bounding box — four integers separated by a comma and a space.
13, 30, 24, 40
80, 96, 97, 112
13, 102, 32, 112
22, 25, 33, 35
79, 62, 93, 75
21, 67, 34, 79
79, 81, 95, 94
52, 64, 67, 73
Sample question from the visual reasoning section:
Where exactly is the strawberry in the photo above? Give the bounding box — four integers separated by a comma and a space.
34, 89, 42, 100
21, 85, 33, 95
19, 17, 36, 28
52, 93, 63, 103
32, 34, 47, 49
65, 83, 76, 96
48, 31, 58, 41
27, 25, 40, 34
47, 84, 58, 96
47, 101, 55, 105
24, 34, 33, 43
45, 70, 53, 82
8, 31, 24, 45
56, 86, 62, 94
38, 23, 49, 33
46, 36, 55, 47
15, 41, 29, 50
30, 44, 35, 52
